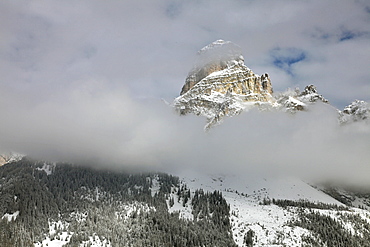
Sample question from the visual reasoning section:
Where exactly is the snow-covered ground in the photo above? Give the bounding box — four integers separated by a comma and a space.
150, 175, 161, 197
34, 221, 72, 247
80, 235, 112, 247
171, 170, 348, 246
115, 201, 156, 221
34, 233, 72, 247
166, 186, 194, 221
33, 202, 154, 247
36, 162, 56, 175
2, 211, 19, 222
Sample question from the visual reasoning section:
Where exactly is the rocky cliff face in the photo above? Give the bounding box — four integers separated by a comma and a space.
179, 40, 272, 95
174, 40, 274, 128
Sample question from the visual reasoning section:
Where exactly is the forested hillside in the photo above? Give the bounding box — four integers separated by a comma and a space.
0, 158, 235, 246
1, 158, 370, 246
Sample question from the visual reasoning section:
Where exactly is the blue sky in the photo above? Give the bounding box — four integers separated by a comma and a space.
1, 0, 370, 183
270, 47, 307, 76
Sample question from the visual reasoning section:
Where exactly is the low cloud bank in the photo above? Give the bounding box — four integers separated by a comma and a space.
1, 86, 369, 186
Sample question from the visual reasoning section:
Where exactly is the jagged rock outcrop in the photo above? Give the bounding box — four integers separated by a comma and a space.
298, 85, 329, 104
339, 100, 369, 124
275, 85, 329, 113
174, 40, 273, 127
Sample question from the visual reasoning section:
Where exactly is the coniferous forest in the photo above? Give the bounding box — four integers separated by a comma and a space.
0, 158, 236, 246
1, 158, 370, 246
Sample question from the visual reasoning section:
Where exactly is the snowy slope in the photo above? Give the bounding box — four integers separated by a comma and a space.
171, 170, 352, 246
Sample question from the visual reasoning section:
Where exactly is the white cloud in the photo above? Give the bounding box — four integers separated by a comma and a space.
1, 83, 369, 186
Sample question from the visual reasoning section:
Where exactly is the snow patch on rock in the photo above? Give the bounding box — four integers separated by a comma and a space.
2, 211, 19, 222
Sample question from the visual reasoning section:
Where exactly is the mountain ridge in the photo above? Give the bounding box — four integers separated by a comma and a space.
174, 40, 369, 128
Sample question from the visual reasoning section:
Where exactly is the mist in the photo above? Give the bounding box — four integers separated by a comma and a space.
1, 83, 369, 186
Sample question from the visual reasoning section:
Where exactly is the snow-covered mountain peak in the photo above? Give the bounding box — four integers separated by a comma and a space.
175, 39, 369, 130
175, 40, 273, 128
339, 99, 370, 124
180, 40, 248, 96
175, 40, 370, 130
275, 85, 329, 113
298, 84, 329, 104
